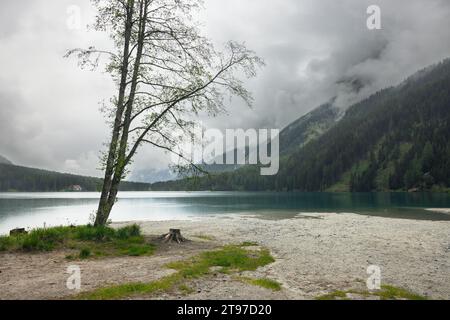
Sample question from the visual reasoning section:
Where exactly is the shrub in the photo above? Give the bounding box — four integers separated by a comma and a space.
79, 247, 92, 259
0, 224, 145, 254
21, 227, 70, 251
116, 224, 141, 240
74, 225, 116, 242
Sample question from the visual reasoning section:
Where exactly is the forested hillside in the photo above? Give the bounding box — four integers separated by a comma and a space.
152, 58, 450, 192
0, 163, 151, 192
279, 102, 340, 156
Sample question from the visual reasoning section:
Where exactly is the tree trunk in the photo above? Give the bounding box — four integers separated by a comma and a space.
95, 1, 148, 227
95, 1, 135, 227
159, 229, 188, 244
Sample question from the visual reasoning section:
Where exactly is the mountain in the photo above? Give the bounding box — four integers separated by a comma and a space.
198, 101, 340, 173
129, 168, 177, 184
279, 102, 340, 156
0, 155, 12, 165
150, 100, 342, 190
0, 163, 151, 192
140, 102, 340, 184
151, 58, 450, 192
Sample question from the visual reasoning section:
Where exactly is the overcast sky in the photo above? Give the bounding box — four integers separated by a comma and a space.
1, 0, 449, 178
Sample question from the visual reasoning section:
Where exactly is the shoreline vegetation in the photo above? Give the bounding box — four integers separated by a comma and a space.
0, 224, 155, 258
0, 213, 448, 300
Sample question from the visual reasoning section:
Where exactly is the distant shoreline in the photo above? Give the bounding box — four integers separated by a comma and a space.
426, 208, 450, 214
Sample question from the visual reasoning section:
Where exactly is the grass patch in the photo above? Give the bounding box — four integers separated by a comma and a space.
316, 285, 427, 300
200, 245, 274, 272
0, 224, 155, 259
179, 284, 195, 295
77, 243, 276, 300
238, 277, 282, 291
377, 285, 427, 300
79, 248, 92, 259
78, 274, 182, 300
240, 241, 259, 247
316, 290, 350, 300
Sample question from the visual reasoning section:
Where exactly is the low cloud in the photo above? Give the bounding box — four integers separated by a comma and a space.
1, 0, 449, 176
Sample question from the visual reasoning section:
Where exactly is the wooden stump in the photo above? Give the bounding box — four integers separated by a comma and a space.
10, 228, 27, 236
159, 229, 188, 244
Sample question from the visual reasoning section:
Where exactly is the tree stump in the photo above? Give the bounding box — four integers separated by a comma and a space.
159, 229, 188, 244
10, 228, 27, 236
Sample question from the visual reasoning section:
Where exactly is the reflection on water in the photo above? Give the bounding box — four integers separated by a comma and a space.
0, 191, 450, 234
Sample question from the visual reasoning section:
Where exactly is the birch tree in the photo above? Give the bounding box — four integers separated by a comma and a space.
66, 0, 263, 226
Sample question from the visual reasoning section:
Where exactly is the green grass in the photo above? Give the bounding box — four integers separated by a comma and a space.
76, 243, 276, 300
240, 241, 259, 247
77, 274, 182, 300
316, 285, 427, 300
179, 284, 195, 295
79, 247, 92, 259
377, 285, 427, 300
0, 224, 155, 258
238, 277, 282, 291
316, 290, 350, 300
199, 245, 274, 273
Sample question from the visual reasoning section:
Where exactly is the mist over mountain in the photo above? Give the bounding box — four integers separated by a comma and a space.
279, 102, 341, 156
128, 168, 176, 184
151, 58, 450, 192
0, 155, 12, 165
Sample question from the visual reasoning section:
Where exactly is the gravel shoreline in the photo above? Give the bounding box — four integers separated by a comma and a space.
132, 212, 450, 299
1, 212, 449, 300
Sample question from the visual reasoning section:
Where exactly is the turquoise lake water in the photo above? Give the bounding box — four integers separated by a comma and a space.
1, 191, 450, 234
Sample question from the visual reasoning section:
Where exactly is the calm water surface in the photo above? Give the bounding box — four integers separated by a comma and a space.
1, 191, 450, 235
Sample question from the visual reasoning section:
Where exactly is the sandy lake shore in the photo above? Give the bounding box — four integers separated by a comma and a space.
1, 212, 449, 300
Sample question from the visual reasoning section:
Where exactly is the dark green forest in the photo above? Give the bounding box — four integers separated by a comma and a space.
152, 58, 450, 192
0, 163, 150, 192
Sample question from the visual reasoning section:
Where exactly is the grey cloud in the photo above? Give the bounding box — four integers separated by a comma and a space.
0, 0, 449, 176
203, 0, 450, 125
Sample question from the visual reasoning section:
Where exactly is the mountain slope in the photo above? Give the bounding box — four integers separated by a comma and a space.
152, 58, 450, 192
0, 163, 151, 192
287, 58, 450, 192
279, 102, 340, 156
0, 155, 12, 165
145, 100, 340, 184
129, 168, 177, 184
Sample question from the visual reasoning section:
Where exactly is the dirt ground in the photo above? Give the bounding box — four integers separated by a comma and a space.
0, 238, 217, 300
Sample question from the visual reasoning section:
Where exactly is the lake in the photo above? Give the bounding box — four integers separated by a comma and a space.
1, 191, 450, 235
